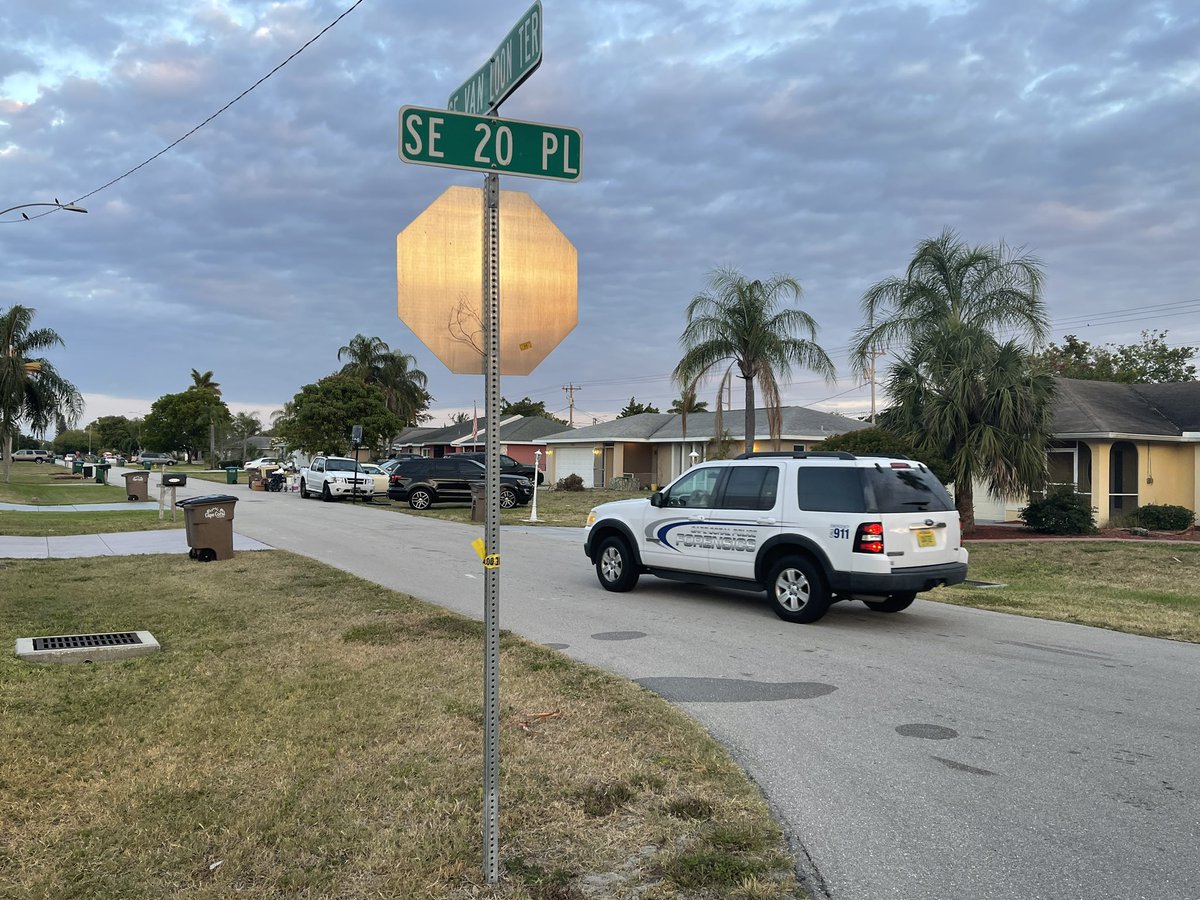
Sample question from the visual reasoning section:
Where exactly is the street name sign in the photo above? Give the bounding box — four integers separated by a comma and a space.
398, 105, 581, 182
448, 0, 542, 113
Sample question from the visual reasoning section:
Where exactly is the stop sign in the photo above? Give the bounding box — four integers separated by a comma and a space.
396, 185, 577, 375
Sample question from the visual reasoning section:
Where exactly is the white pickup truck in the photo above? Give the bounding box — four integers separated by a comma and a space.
299, 456, 375, 501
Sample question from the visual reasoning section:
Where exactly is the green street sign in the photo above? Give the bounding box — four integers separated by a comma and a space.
398, 105, 581, 182
448, 0, 542, 114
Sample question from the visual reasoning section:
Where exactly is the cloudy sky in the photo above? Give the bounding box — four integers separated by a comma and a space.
2, 0, 1197, 431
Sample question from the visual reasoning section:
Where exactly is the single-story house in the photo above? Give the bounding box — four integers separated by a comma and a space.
540, 406, 871, 489
392, 415, 569, 466
974, 378, 1200, 525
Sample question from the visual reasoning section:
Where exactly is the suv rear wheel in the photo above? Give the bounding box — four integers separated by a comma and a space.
767, 555, 830, 624
863, 592, 916, 613
409, 488, 434, 510
595, 536, 639, 592
499, 487, 518, 509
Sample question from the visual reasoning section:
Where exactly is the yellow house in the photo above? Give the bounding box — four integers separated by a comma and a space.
975, 378, 1200, 526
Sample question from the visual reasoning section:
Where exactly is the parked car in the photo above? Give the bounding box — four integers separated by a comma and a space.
11, 448, 50, 463
244, 456, 280, 470
584, 451, 968, 624
387, 457, 533, 509
299, 456, 375, 500
456, 451, 544, 484
357, 462, 389, 494
379, 455, 424, 475
135, 451, 177, 466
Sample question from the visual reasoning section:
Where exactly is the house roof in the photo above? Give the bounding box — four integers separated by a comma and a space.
1052, 378, 1200, 436
540, 407, 870, 444
396, 416, 574, 449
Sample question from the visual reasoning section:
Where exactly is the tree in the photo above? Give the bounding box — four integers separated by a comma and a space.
52, 429, 91, 456
338, 335, 431, 426
817, 426, 952, 485
1035, 330, 1197, 383
224, 412, 264, 463
141, 387, 232, 461
274, 375, 404, 457
86, 415, 139, 455
450, 411, 471, 425
618, 397, 661, 417
189, 369, 221, 396
500, 397, 568, 425
674, 267, 834, 453
850, 229, 1052, 529
669, 389, 708, 415
1, 305, 83, 483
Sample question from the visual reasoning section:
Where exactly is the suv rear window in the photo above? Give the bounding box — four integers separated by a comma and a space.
863, 466, 954, 512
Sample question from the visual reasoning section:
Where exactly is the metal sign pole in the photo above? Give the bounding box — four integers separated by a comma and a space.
482, 168, 502, 884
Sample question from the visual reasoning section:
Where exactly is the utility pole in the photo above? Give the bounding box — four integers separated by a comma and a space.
867, 349, 886, 424
563, 383, 580, 426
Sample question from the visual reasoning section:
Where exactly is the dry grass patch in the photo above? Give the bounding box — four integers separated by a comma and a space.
0, 509, 183, 536
929, 541, 1200, 642
372, 488, 642, 528
0, 465, 130, 505
0, 552, 801, 899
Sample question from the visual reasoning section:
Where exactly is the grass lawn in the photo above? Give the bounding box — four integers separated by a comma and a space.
0, 464, 130, 505
374, 487, 640, 528
0, 510, 183, 536
0, 552, 801, 900
931, 541, 1200, 642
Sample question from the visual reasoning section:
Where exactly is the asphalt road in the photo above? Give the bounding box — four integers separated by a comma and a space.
177, 478, 1200, 900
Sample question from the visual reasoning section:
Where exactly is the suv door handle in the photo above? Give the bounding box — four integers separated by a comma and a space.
756, 517, 777, 525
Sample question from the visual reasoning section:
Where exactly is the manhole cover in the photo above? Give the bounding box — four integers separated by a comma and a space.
16, 630, 160, 665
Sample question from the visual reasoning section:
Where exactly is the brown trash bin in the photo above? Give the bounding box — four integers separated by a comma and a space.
176, 494, 238, 562
469, 482, 485, 523
123, 470, 150, 501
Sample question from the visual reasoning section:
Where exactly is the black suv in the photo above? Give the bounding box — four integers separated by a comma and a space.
387, 457, 534, 509
456, 451, 544, 485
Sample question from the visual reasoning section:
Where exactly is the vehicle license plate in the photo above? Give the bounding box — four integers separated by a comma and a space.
916, 529, 936, 548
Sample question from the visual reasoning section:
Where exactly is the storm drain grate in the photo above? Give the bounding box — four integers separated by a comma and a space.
32, 632, 142, 652
16, 630, 160, 665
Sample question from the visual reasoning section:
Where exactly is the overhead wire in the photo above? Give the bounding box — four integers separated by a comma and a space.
4, 0, 367, 224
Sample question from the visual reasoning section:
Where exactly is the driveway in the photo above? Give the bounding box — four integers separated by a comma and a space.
123, 478, 1200, 899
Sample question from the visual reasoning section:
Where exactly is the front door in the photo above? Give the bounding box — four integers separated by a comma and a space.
638, 464, 726, 574
706, 463, 783, 580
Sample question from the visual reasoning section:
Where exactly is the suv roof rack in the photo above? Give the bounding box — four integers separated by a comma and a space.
735, 451, 857, 460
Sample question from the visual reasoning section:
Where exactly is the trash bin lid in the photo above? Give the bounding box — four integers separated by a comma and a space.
175, 493, 239, 507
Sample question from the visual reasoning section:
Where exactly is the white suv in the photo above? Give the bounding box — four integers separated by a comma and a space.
583, 451, 968, 624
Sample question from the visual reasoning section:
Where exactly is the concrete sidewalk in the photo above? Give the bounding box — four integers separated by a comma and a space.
0, 529, 273, 559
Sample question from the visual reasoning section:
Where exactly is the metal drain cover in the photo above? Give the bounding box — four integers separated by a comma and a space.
16, 630, 160, 665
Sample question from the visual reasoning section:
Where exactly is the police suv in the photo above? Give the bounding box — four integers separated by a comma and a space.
583, 451, 968, 624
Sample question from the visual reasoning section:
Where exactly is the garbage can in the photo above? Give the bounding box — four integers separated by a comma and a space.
142, 460, 152, 470
94, 463, 111, 484
123, 470, 149, 501
72, 460, 83, 475
176, 494, 238, 562
225, 466, 239, 485
470, 482, 486, 523
81, 464, 94, 479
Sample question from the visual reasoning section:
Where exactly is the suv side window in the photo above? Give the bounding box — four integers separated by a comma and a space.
797, 467, 866, 512
432, 459, 460, 477
665, 466, 724, 508
719, 465, 779, 511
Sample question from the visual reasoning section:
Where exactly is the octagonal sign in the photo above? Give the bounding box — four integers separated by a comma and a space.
396, 185, 577, 376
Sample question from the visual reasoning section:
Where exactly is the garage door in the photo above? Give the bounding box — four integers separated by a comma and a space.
554, 447, 595, 488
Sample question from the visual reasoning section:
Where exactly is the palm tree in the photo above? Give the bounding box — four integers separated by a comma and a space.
189, 369, 221, 395
668, 388, 709, 415
882, 329, 1056, 529
851, 229, 1052, 529
850, 228, 1049, 374
674, 267, 834, 452
376, 350, 430, 426
1, 305, 83, 483
337, 334, 390, 382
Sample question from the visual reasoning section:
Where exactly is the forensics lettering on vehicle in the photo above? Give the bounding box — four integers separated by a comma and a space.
651, 521, 759, 552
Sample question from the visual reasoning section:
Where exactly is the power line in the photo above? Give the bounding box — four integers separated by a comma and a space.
5, 0, 367, 224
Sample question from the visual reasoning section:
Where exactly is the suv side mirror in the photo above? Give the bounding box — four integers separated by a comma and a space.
650, 491, 665, 507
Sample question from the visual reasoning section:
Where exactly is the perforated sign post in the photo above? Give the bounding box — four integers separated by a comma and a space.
397, 2, 579, 885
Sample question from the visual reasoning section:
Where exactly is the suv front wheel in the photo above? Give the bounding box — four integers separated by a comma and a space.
595, 536, 639, 592
767, 555, 830, 624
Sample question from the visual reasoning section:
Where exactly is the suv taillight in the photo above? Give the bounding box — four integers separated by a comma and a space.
854, 522, 884, 553
389, 474, 401, 485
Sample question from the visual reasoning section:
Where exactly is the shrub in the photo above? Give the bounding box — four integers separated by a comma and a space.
555, 473, 585, 492
1132, 504, 1195, 531
1020, 490, 1098, 535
